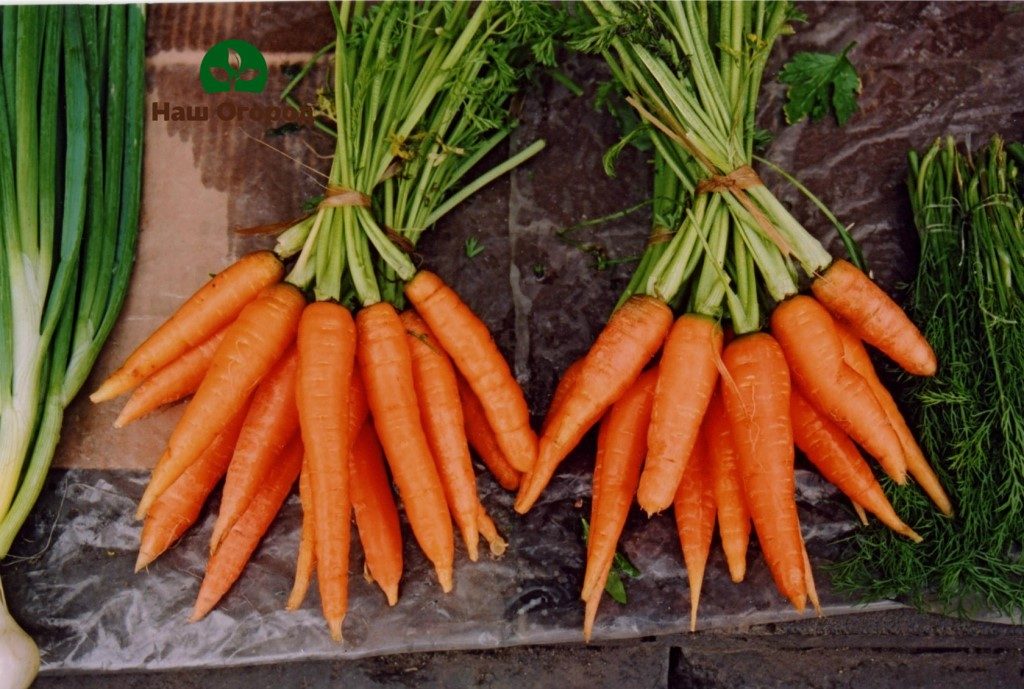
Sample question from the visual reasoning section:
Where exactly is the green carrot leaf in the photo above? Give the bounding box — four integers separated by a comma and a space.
779, 43, 860, 126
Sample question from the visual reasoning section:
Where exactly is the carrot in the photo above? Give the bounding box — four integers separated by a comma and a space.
770, 295, 907, 485
357, 302, 454, 592
581, 368, 658, 604
288, 371, 370, 612
801, 538, 822, 616
115, 327, 227, 428
720, 333, 806, 611
92, 251, 284, 402
402, 310, 481, 561
286, 459, 316, 611
405, 270, 537, 473
477, 505, 507, 557
210, 346, 300, 553
582, 419, 612, 644
297, 301, 357, 642
458, 375, 521, 491
346, 368, 369, 445
853, 501, 869, 526
704, 389, 750, 583
350, 422, 403, 606
834, 322, 953, 516
190, 436, 302, 623
581, 368, 658, 643
517, 295, 672, 514
638, 314, 723, 515
136, 283, 305, 519
135, 406, 248, 572
542, 358, 584, 434
673, 431, 716, 632
811, 258, 937, 376
791, 388, 922, 542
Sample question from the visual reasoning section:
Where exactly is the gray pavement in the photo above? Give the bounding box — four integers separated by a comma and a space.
35, 609, 1024, 688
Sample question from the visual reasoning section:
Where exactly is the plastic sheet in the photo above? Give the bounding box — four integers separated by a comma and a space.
4, 0, 1024, 674
6, 466, 899, 672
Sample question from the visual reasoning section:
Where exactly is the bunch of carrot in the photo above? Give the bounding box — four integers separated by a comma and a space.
89, 0, 557, 641
535, 0, 954, 639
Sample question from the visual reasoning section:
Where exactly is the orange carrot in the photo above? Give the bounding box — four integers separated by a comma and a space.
673, 431, 716, 632
458, 375, 521, 491
115, 327, 228, 428
210, 346, 300, 553
721, 333, 806, 611
477, 505, 507, 557
136, 283, 306, 519
770, 295, 907, 485
801, 538, 822, 616
350, 422, 403, 606
135, 406, 248, 572
638, 314, 723, 515
811, 258, 936, 376
581, 368, 658, 603
790, 388, 921, 542
704, 389, 750, 583
517, 295, 672, 514
357, 302, 454, 592
93, 251, 284, 402
297, 301, 357, 642
286, 459, 316, 611
542, 358, 584, 434
581, 369, 658, 642
402, 310, 481, 561
287, 371, 370, 612
346, 368, 370, 444
834, 322, 953, 516
405, 270, 537, 473
190, 436, 302, 623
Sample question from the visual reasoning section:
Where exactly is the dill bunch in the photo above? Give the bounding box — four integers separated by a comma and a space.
832, 137, 1024, 619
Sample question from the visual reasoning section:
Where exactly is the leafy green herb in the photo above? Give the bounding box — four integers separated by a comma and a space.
604, 570, 627, 604
464, 236, 485, 259
581, 517, 641, 604
752, 127, 774, 153
833, 137, 1024, 620
779, 42, 861, 126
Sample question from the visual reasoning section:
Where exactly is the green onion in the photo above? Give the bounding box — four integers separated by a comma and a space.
0, 5, 145, 557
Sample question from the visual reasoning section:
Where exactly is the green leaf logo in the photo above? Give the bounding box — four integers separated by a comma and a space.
200, 39, 268, 94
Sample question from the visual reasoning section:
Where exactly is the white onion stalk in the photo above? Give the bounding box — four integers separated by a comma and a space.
0, 577, 38, 689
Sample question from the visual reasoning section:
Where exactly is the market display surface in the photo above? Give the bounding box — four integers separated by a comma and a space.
2, 0, 1024, 676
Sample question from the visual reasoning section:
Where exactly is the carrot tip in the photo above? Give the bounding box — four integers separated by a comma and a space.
904, 527, 924, 544
384, 584, 399, 607
789, 593, 807, 613
134, 552, 152, 573
486, 537, 508, 558
328, 619, 344, 643
437, 567, 454, 593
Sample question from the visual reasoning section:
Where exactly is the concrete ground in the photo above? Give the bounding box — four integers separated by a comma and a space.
36, 609, 1024, 688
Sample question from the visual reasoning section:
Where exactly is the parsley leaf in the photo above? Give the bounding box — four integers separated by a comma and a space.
464, 236, 485, 259
580, 517, 642, 604
779, 42, 861, 126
